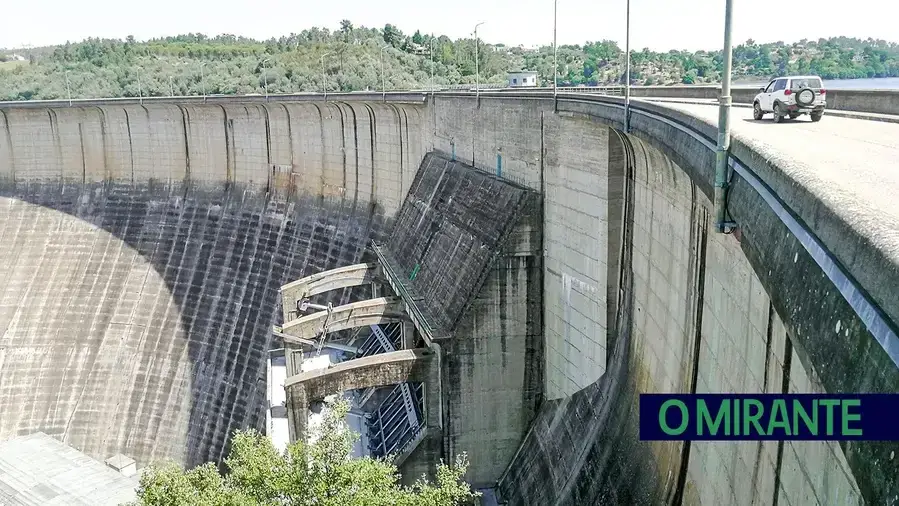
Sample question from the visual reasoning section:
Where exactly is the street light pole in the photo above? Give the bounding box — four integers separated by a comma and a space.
200, 62, 207, 100
430, 37, 435, 91
380, 45, 389, 101
624, 0, 631, 132
321, 52, 331, 99
261, 58, 270, 99
553, 0, 558, 101
713, 0, 735, 233
169, 76, 174, 97
137, 67, 143, 104
474, 22, 485, 101
64, 70, 72, 106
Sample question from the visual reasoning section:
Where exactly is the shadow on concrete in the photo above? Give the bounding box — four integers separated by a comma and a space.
0, 180, 389, 468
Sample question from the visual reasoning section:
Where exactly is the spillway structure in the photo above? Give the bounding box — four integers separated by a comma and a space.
277, 152, 541, 484
1, 92, 897, 505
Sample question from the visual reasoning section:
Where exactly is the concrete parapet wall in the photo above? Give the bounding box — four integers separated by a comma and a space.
497, 85, 899, 117
627, 85, 899, 116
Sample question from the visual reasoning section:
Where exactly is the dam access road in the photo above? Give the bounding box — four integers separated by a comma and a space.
648, 99, 899, 255
0, 88, 897, 506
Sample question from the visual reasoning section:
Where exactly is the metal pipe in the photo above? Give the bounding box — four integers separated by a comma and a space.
474, 22, 485, 101
714, 0, 735, 233
553, 0, 558, 102
273, 330, 359, 354
624, 0, 631, 132
298, 301, 330, 312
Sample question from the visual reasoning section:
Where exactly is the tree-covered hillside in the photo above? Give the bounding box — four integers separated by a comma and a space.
1, 23, 897, 101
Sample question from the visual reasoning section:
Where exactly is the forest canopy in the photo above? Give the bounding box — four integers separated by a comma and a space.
1, 24, 897, 101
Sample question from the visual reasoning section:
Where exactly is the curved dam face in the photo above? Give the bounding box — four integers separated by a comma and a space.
0, 101, 426, 467
2, 93, 897, 505
430, 95, 898, 505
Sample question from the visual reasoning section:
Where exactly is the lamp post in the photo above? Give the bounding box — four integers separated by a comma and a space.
553, 0, 558, 100
474, 22, 485, 100
200, 62, 207, 100
624, 0, 631, 132
64, 70, 72, 106
137, 67, 143, 104
169, 76, 174, 97
320, 52, 331, 99
430, 36, 435, 91
713, 0, 735, 233
380, 44, 390, 101
261, 58, 270, 99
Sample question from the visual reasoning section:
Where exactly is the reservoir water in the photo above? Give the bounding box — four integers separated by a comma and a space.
739, 77, 899, 89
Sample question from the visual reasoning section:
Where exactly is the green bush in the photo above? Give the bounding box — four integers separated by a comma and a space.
129, 398, 479, 506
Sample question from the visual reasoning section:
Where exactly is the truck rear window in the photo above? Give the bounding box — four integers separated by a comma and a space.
791, 78, 822, 89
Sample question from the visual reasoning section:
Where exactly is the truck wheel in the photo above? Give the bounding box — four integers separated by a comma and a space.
773, 103, 784, 123
753, 102, 764, 120
810, 111, 823, 122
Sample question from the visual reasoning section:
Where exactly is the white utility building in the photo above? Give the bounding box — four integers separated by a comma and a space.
507, 71, 538, 87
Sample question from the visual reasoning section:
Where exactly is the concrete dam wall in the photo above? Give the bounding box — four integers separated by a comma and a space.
431, 94, 898, 505
0, 100, 427, 467
1, 93, 897, 505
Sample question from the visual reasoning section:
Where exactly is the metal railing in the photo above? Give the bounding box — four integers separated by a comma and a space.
18, 68, 632, 104
364, 382, 425, 459
353, 323, 403, 407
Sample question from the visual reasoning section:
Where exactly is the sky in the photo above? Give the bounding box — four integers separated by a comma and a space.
2, 0, 897, 51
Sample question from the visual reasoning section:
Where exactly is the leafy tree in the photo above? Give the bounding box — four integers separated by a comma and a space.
129, 398, 479, 506
2, 30, 898, 101
340, 20, 354, 44
383, 24, 403, 48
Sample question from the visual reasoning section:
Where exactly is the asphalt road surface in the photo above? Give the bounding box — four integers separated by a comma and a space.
647, 100, 899, 265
